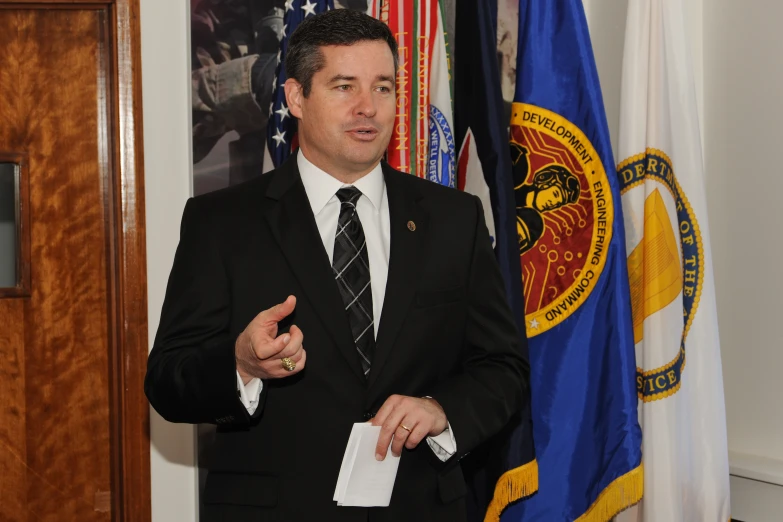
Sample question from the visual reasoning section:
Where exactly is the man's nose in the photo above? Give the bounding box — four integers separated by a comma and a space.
354, 90, 377, 118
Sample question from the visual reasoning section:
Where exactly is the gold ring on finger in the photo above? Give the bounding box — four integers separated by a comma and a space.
399, 424, 411, 432
281, 357, 296, 372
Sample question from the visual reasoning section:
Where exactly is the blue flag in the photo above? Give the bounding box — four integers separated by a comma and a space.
454, 0, 538, 520
266, 0, 334, 168
502, 1, 642, 520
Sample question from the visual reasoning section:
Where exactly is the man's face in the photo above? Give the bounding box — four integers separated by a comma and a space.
534, 185, 567, 211
286, 41, 396, 179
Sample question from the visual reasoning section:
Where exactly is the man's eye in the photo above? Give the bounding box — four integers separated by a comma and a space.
337, 85, 350, 91
377, 86, 391, 93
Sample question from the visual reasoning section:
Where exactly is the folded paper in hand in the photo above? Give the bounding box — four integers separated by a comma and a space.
333, 423, 401, 507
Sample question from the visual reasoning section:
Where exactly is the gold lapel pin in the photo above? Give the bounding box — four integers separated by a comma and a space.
407, 220, 416, 232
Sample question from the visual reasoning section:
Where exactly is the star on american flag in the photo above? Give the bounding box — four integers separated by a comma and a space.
301, 0, 317, 16
272, 128, 287, 147
275, 104, 290, 122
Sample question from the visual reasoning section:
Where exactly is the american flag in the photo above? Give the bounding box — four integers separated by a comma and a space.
265, 0, 335, 169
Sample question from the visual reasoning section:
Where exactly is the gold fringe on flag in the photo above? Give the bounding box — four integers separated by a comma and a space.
483, 459, 539, 522
574, 463, 644, 522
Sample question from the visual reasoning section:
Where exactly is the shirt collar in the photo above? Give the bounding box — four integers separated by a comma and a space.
297, 150, 385, 215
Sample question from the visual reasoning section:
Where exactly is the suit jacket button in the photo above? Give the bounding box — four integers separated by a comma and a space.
362, 412, 374, 421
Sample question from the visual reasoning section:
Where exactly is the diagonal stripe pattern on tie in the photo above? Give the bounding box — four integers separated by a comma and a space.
332, 187, 375, 377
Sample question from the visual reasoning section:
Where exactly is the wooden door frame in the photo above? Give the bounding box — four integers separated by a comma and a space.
108, 0, 151, 520
0, 0, 152, 519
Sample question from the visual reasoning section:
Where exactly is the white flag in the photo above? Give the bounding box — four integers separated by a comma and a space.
421, 0, 456, 189
615, 1, 731, 521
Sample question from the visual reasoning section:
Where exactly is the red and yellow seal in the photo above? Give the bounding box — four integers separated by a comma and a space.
510, 104, 614, 337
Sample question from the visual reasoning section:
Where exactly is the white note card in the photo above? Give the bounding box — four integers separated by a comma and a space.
333, 423, 401, 507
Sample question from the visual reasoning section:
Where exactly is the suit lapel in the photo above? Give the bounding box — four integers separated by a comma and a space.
368, 165, 429, 389
263, 158, 366, 383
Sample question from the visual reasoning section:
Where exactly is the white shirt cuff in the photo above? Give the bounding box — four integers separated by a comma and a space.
236, 371, 263, 415
236, 377, 454, 457
426, 422, 456, 462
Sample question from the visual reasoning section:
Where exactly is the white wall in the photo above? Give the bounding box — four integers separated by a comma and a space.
141, 0, 198, 520
140, 1, 782, 520
704, 0, 783, 518
704, 0, 783, 465
583, 0, 628, 154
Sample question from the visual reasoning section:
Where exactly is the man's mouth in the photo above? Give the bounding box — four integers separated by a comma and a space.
347, 127, 379, 141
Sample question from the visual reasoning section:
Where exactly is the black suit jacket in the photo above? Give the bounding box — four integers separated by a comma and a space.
145, 157, 529, 522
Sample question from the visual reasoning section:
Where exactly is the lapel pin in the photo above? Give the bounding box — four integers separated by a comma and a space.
407, 220, 416, 232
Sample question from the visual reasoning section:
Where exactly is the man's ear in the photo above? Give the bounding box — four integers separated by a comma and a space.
284, 78, 304, 119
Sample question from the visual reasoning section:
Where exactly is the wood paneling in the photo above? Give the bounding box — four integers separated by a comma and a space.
0, 302, 27, 520
0, 3, 150, 519
0, 0, 150, 522
110, 0, 150, 518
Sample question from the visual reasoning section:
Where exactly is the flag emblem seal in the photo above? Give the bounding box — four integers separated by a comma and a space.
428, 104, 456, 187
618, 148, 705, 402
510, 104, 614, 337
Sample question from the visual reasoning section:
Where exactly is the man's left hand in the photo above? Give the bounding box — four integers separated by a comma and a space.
371, 395, 447, 460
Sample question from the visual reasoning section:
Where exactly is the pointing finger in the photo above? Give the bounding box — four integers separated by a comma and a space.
256, 295, 296, 326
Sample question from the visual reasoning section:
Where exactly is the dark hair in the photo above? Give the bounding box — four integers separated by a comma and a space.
533, 165, 581, 204
285, 9, 399, 97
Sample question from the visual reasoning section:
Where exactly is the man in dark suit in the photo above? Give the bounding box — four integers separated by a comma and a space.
146, 9, 529, 522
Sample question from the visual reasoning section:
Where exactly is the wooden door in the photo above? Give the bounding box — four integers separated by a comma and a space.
0, 2, 149, 521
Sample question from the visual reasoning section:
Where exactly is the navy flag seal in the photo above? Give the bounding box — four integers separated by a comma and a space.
618, 148, 705, 402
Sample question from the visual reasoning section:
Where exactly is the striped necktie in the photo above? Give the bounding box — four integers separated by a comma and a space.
332, 187, 375, 377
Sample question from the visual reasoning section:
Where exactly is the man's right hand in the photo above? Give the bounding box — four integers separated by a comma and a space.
235, 295, 306, 384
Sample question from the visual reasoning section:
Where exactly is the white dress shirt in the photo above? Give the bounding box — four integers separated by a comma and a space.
235, 150, 456, 461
